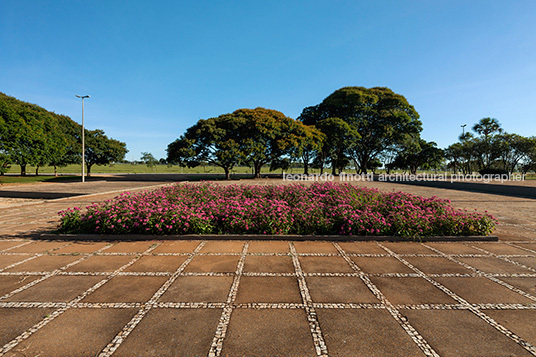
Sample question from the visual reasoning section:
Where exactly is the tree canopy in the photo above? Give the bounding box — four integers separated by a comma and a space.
298, 86, 422, 173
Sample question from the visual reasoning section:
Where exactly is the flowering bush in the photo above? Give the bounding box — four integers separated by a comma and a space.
57, 182, 497, 237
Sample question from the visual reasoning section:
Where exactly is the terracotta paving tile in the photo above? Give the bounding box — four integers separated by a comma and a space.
235, 276, 302, 303
243, 255, 295, 273
6, 276, 104, 302
0, 241, 26, 251
457, 257, 533, 274
0, 275, 41, 296
5, 255, 81, 272
306, 276, 379, 303
184, 255, 239, 273
403, 256, 472, 274
150, 240, 200, 253
470, 242, 532, 255
293, 241, 338, 254
495, 277, 536, 296
200, 240, 245, 253
7, 241, 68, 254
0, 254, 33, 269
54, 242, 110, 254
124, 255, 188, 272
486, 310, 536, 346
159, 276, 234, 302
425, 242, 483, 255
104, 241, 157, 253
369, 277, 457, 305
338, 241, 386, 254
382, 242, 433, 254
298, 256, 355, 273
113, 308, 222, 356
508, 256, 536, 269
402, 310, 531, 356
435, 277, 533, 304
65, 255, 134, 272
6, 308, 137, 357
0, 308, 53, 346
247, 241, 290, 253
350, 256, 414, 274
81, 276, 168, 303
317, 309, 425, 356
220, 309, 316, 356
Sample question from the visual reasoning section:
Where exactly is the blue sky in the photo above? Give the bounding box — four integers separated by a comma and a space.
1, 1, 535, 161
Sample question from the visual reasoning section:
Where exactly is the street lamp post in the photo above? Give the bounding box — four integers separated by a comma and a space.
461, 124, 467, 137
76, 95, 90, 182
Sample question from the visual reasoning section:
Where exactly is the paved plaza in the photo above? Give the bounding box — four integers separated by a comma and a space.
0, 177, 535, 356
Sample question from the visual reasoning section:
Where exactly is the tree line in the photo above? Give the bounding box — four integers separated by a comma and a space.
167, 86, 536, 178
0, 92, 128, 176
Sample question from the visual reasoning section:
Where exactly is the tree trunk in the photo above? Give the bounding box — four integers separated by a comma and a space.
35, 166, 39, 176
21, 165, 26, 176
254, 162, 262, 179
54, 166, 58, 177
86, 164, 92, 177
224, 167, 231, 180
303, 161, 309, 175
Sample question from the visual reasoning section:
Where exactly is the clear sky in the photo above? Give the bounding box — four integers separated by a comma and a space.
1, 1, 535, 161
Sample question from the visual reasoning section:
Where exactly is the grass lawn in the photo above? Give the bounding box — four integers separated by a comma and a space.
0, 175, 80, 184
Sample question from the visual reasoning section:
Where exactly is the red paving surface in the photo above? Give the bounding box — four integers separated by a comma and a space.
0, 178, 535, 356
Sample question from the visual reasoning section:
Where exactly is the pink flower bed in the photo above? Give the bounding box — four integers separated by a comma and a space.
57, 182, 496, 237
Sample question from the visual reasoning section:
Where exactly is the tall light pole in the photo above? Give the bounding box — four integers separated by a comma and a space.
461, 124, 467, 137
76, 95, 90, 182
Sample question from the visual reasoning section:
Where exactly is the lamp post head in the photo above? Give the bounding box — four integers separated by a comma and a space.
76, 95, 90, 99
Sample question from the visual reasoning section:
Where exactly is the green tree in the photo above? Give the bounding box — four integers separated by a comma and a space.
85, 129, 128, 176
298, 87, 422, 173
167, 114, 243, 180
391, 139, 443, 174
315, 117, 359, 175
141, 152, 158, 170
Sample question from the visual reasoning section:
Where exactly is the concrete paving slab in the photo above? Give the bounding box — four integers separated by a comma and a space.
4, 255, 80, 272
486, 310, 536, 346
337, 241, 387, 254
317, 308, 425, 356
471, 242, 533, 255
458, 256, 534, 274
0, 254, 33, 269
113, 308, 222, 357
159, 276, 234, 303
6, 276, 104, 302
403, 309, 531, 356
513, 243, 536, 253
220, 309, 316, 356
403, 256, 472, 274
247, 240, 290, 253
293, 241, 339, 253
81, 276, 168, 303
423, 242, 483, 254
0, 308, 53, 346
184, 255, 239, 273
435, 277, 534, 304
5, 308, 137, 357
370, 277, 457, 305
65, 255, 134, 272
104, 241, 157, 253
53, 241, 110, 253
150, 240, 200, 253
200, 240, 246, 253
509, 256, 536, 269
306, 276, 380, 303
234, 276, 302, 303
0, 275, 41, 296
493, 277, 536, 296
124, 255, 187, 272
298, 256, 355, 273
382, 242, 434, 254
0, 241, 26, 251
243, 255, 295, 273
351, 256, 415, 274
7, 241, 68, 253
